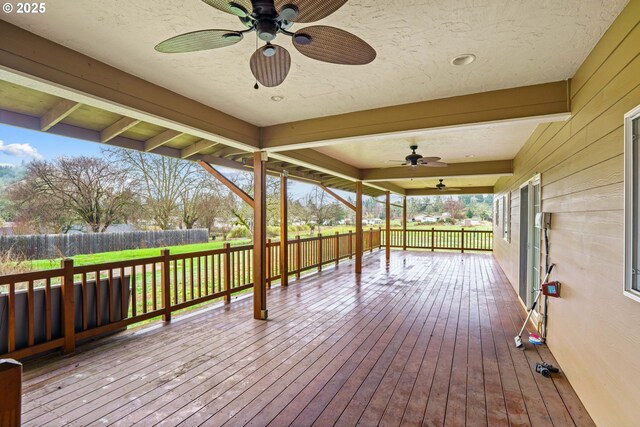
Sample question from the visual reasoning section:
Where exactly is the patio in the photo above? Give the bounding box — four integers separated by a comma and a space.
19, 251, 592, 427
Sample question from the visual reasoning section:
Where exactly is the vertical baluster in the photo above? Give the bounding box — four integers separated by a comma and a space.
120, 267, 126, 319
152, 263, 157, 311
266, 239, 272, 289
204, 255, 209, 295
216, 253, 222, 294
8, 282, 16, 352
182, 258, 187, 303
294, 236, 300, 279
224, 244, 231, 302
335, 232, 340, 265
189, 258, 195, 300
142, 263, 147, 314
197, 256, 202, 298
431, 228, 435, 251
45, 277, 52, 341
27, 280, 34, 346
173, 259, 178, 305
81, 272, 88, 330
317, 234, 322, 272
130, 266, 136, 317
108, 269, 114, 323
461, 228, 465, 253
95, 270, 102, 326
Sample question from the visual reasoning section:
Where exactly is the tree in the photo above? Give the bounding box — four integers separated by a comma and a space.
106, 149, 205, 230
8, 157, 138, 232
443, 197, 465, 223
295, 187, 345, 233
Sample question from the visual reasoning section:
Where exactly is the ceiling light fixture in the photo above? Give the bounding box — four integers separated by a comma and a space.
451, 54, 476, 66
270, 95, 284, 102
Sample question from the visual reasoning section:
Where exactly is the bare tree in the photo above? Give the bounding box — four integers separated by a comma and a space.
8, 157, 138, 233
295, 187, 345, 234
106, 149, 205, 230
443, 196, 465, 223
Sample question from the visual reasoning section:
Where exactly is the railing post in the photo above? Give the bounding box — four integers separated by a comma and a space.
461, 228, 465, 253
0, 359, 21, 426
317, 233, 322, 272
348, 231, 353, 259
266, 239, 272, 289
335, 232, 340, 265
224, 243, 231, 303
61, 258, 75, 354
295, 235, 301, 279
161, 249, 171, 322
370, 228, 374, 253
431, 227, 435, 252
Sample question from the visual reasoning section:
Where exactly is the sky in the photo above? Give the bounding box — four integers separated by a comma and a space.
0, 123, 383, 201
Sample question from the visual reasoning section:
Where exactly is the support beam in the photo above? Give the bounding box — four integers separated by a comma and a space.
261, 81, 571, 151
361, 160, 513, 182
100, 117, 140, 143
181, 139, 219, 159
268, 149, 360, 180
253, 151, 268, 320
366, 182, 407, 196
385, 191, 391, 261
211, 146, 247, 158
0, 359, 22, 426
406, 186, 494, 196
375, 199, 402, 209
355, 181, 363, 274
0, 22, 260, 148
320, 185, 356, 211
280, 172, 289, 287
198, 160, 255, 207
144, 129, 183, 152
40, 99, 81, 131
402, 196, 407, 251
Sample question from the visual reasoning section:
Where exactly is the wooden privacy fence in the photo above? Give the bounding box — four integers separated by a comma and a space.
386, 228, 493, 252
0, 229, 209, 260
0, 229, 383, 360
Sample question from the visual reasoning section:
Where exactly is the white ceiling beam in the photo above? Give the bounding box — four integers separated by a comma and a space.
40, 99, 81, 131
406, 186, 494, 196
100, 116, 140, 142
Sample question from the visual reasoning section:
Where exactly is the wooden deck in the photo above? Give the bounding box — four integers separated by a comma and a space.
19, 252, 594, 427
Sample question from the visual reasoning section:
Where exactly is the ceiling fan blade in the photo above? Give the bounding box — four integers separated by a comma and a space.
420, 161, 449, 168
155, 30, 243, 53
250, 44, 291, 87
292, 26, 376, 65
275, 0, 347, 23
417, 156, 441, 163
201, 0, 253, 17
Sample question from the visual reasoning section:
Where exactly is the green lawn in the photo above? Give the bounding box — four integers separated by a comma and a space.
28, 239, 251, 270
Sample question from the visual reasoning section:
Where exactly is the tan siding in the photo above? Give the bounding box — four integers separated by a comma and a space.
493, 2, 640, 425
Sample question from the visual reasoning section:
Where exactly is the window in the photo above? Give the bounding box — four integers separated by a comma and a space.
495, 198, 501, 228
624, 104, 640, 302
503, 192, 511, 242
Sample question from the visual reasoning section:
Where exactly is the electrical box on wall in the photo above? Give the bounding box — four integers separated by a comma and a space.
535, 212, 552, 229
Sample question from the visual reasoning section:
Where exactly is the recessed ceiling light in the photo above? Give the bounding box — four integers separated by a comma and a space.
466, 154, 475, 158
451, 54, 476, 66
270, 95, 284, 102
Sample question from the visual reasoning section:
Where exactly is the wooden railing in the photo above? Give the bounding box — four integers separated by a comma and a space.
386, 228, 493, 252
0, 229, 383, 360
0, 227, 491, 360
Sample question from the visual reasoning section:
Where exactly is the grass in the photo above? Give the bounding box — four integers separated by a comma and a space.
28, 239, 251, 270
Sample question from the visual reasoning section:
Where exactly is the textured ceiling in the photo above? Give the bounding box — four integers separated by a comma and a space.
2, 0, 627, 127
315, 120, 540, 169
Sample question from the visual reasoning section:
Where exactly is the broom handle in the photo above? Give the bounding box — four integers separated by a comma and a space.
518, 264, 555, 337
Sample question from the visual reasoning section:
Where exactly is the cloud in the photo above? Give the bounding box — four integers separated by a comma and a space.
0, 140, 44, 160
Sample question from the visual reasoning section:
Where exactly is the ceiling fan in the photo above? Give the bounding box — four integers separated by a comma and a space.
388, 145, 449, 167
428, 179, 461, 192
155, 0, 377, 88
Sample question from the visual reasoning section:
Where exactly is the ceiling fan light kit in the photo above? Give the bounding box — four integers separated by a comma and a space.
156, 0, 376, 87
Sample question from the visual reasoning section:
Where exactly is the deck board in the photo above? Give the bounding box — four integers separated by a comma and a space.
20, 252, 595, 426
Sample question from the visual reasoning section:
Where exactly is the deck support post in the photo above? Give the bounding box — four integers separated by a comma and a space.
402, 196, 407, 251
61, 258, 75, 354
355, 181, 363, 274
385, 192, 391, 260
253, 151, 268, 320
280, 172, 289, 287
